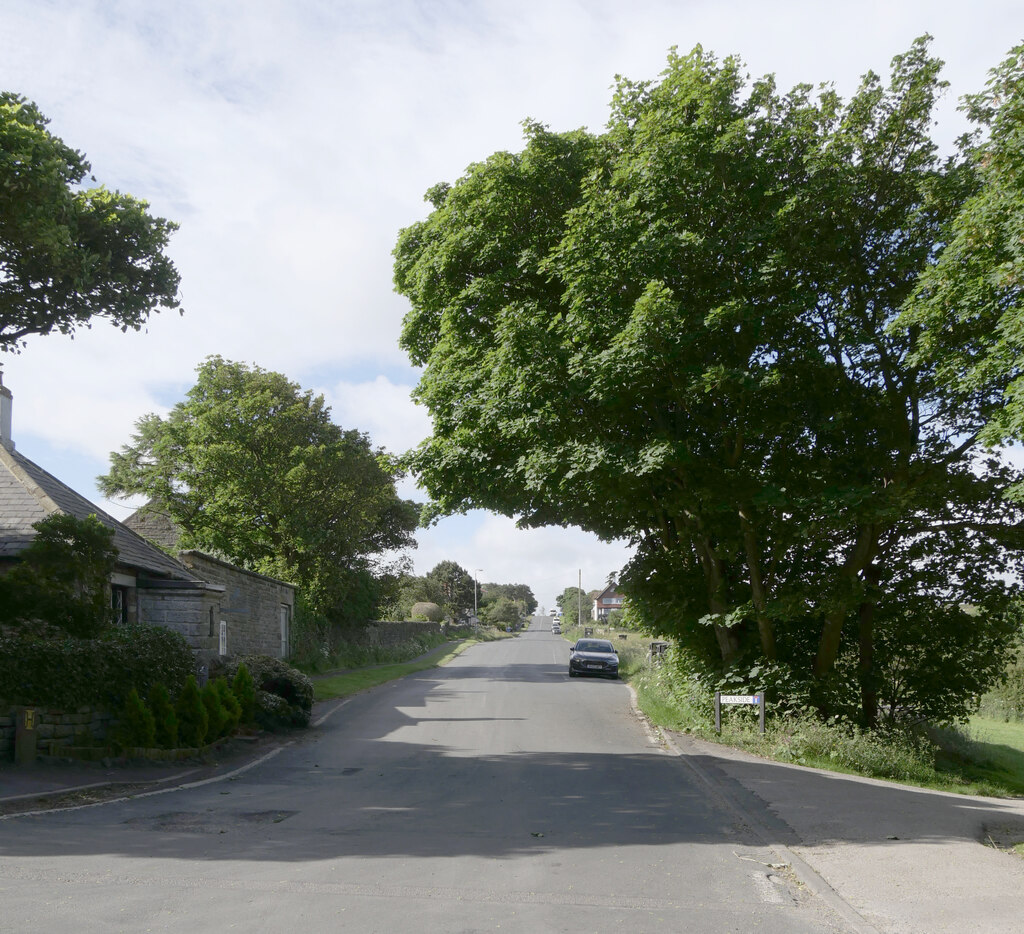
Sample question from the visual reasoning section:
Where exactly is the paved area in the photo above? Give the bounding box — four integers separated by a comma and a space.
4, 702, 1024, 932
665, 730, 1024, 934
0, 734, 287, 815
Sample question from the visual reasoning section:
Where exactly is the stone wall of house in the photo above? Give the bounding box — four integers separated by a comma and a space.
178, 552, 295, 659
138, 584, 223, 655
1, 705, 114, 760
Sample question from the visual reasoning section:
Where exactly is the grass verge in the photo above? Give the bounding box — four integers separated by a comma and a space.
625, 651, 1024, 797
312, 633, 501, 702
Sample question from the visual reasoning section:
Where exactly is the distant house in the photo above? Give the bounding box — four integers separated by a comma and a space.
592, 585, 624, 621
0, 376, 293, 659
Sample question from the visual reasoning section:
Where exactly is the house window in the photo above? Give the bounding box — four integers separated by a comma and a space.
280, 604, 291, 659
209, 606, 216, 638
111, 586, 129, 625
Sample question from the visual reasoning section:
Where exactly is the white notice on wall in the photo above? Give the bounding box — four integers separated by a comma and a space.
219, 620, 227, 656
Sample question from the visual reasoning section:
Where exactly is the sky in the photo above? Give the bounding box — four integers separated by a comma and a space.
1, 0, 1022, 612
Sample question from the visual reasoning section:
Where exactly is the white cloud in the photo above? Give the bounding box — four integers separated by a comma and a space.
321, 375, 431, 456
3, 0, 1023, 603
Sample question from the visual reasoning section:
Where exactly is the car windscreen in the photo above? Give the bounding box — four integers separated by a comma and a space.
575, 641, 614, 653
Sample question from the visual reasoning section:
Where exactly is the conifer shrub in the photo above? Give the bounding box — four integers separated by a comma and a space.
201, 681, 228, 741
222, 655, 314, 729
231, 662, 257, 725
214, 677, 241, 732
147, 682, 179, 749
114, 687, 156, 750
175, 676, 208, 747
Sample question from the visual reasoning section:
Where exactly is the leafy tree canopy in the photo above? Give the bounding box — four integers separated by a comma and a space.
480, 582, 538, 615
395, 39, 1024, 726
901, 44, 1024, 462
556, 587, 586, 622
99, 356, 418, 621
482, 595, 522, 628
0, 93, 181, 352
425, 560, 476, 620
0, 512, 117, 637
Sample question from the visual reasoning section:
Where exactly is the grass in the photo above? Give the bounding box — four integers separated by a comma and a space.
927, 716, 1024, 796
312, 629, 509, 702
617, 645, 1024, 798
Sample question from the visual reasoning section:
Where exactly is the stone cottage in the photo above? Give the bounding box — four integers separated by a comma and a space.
0, 376, 294, 660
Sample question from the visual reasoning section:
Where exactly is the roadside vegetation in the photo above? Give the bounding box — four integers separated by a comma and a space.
558, 616, 1024, 796
312, 627, 511, 701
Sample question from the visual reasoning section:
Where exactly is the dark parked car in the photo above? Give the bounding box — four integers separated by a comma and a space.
568, 639, 619, 679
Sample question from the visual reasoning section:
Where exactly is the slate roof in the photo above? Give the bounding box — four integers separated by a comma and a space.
123, 504, 182, 552
0, 444, 198, 581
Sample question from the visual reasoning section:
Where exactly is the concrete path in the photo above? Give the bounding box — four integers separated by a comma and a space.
666, 730, 1024, 934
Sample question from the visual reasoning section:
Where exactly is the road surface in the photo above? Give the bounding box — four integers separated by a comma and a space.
0, 616, 849, 932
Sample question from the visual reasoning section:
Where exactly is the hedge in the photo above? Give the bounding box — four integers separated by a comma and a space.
0, 624, 195, 709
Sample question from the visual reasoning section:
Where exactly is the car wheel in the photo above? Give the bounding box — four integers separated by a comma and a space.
568, 669, 576, 678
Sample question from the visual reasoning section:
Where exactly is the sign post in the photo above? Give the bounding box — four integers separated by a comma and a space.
714, 691, 766, 734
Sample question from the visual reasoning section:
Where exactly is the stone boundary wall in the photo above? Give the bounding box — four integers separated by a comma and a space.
354, 621, 444, 647
1, 705, 114, 759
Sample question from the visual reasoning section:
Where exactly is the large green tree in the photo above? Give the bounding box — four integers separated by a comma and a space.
901, 44, 1024, 460
99, 356, 418, 621
425, 560, 475, 621
395, 41, 1024, 726
0, 93, 181, 352
480, 582, 538, 616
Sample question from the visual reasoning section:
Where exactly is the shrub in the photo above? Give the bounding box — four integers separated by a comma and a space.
0, 624, 194, 710
201, 682, 228, 741
223, 655, 314, 729
0, 513, 116, 638
214, 677, 241, 732
410, 602, 444, 622
147, 682, 179, 749
175, 676, 208, 747
232, 663, 257, 725
114, 688, 156, 750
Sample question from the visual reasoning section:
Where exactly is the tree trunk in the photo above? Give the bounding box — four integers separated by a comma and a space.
857, 564, 880, 729
813, 524, 880, 679
740, 508, 777, 660
694, 534, 741, 664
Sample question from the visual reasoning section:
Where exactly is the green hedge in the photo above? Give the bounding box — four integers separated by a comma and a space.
0, 624, 195, 709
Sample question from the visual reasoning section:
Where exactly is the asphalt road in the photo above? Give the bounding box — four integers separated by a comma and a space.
0, 617, 850, 933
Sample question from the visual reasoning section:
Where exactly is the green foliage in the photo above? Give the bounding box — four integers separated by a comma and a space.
481, 595, 521, 628
425, 560, 475, 621
174, 676, 208, 748
214, 677, 241, 733
480, 582, 537, 615
201, 681, 228, 741
395, 39, 1024, 728
901, 44, 1024, 456
410, 601, 444, 622
556, 587, 586, 624
0, 513, 117, 637
0, 93, 180, 352
98, 356, 418, 622
231, 663, 257, 725
222, 655, 314, 729
0, 624, 194, 709
113, 687, 157, 751
978, 624, 1024, 721
147, 683, 179, 749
